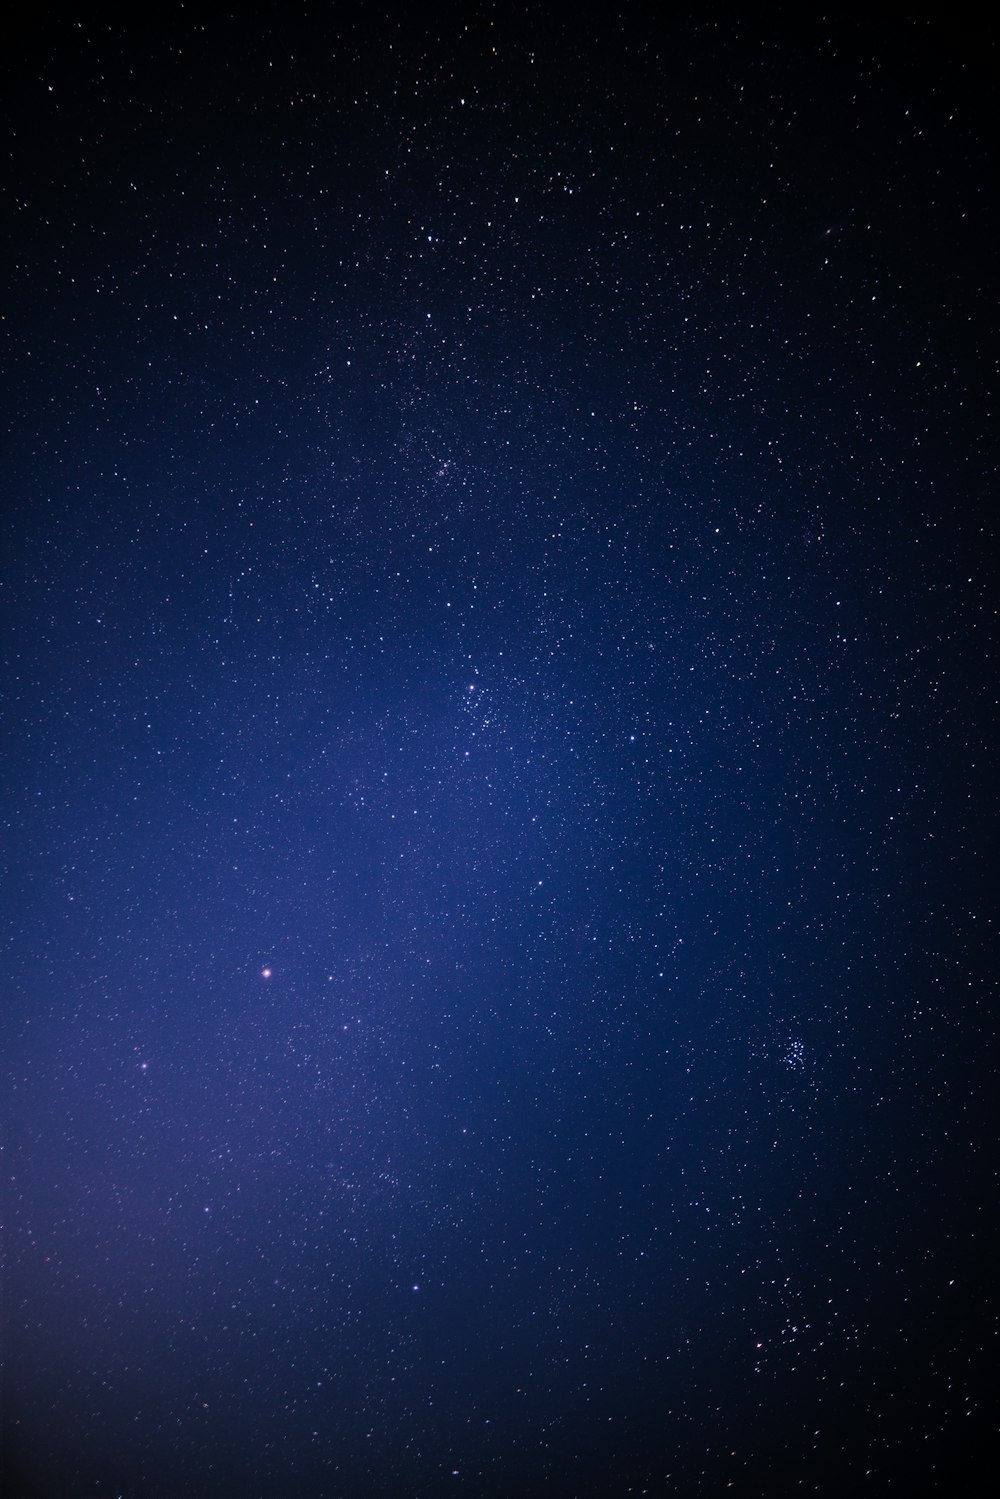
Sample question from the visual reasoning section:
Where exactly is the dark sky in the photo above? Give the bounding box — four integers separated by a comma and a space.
2, 8, 996, 1497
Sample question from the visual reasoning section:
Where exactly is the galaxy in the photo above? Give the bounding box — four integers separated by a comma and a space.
2, 10, 996, 1497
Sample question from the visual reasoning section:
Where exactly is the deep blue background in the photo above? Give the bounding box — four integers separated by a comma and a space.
3, 9, 996, 1496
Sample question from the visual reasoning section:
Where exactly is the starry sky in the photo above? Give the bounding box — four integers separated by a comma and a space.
2, 9, 997, 1498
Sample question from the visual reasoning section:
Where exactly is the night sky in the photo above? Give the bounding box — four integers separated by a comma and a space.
2, 9, 997, 1497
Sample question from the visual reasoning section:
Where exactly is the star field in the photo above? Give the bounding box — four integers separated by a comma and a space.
2, 10, 997, 1498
